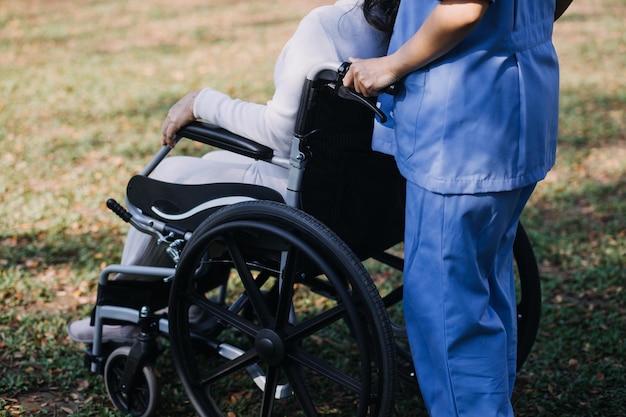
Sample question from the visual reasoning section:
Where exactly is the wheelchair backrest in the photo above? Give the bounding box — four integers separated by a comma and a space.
300, 88, 406, 259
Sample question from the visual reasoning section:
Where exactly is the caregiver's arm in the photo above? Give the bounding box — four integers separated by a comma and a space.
345, 0, 489, 96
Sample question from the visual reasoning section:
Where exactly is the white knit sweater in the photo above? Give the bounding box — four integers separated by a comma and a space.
192, 0, 388, 157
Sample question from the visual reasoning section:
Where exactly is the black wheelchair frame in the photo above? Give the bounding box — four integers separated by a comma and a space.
83, 62, 541, 417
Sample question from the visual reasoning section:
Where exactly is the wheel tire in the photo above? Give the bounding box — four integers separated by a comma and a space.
514, 222, 541, 370
104, 346, 160, 417
169, 200, 397, 417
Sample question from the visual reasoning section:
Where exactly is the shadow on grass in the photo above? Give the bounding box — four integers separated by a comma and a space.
558, 88, 626, 150
0, 226, 198, 416
515, 172, 625, 415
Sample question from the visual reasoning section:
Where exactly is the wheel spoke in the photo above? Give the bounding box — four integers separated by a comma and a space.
288, 347, 363, 394
284, 302, 346, 342
224, 232, 274, 326
283, 360, 319, 417
274, 249, 298, 328
260, 366, 280, 417
188, 292, 261, 337
198, 347, 260, 387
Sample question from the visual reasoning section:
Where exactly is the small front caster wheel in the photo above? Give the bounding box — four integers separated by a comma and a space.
104, 345, 160, 417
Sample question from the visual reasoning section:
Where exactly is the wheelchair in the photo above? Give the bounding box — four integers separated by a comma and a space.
81, 62, 541, 417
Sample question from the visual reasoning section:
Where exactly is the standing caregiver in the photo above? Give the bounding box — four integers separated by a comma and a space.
344, 0, 573, 416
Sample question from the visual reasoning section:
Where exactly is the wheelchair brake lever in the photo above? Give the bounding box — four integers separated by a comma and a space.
337, 85, 387, 123
334, 62, 401, 124
107, 197, 188, 242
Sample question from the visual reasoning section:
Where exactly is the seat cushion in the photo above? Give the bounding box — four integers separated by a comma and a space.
126, 175, 285, 232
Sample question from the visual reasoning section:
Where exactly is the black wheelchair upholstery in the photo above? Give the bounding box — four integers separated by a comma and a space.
299, 87, 405, 259
126, 176, 284, 233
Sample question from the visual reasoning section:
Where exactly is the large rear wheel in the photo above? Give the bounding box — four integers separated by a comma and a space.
169, 201, 398, 417
514, 222, 541, 369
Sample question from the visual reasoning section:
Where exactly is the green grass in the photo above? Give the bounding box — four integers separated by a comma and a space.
1, 0, 624, 415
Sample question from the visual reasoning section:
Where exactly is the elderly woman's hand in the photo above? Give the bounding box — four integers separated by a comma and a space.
161, 91, 199, 147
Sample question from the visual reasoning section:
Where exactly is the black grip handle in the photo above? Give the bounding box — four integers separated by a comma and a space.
338, 61, 401, 96
334, 62, 402, 123
337, 86, 389, 123
106, 198, 132, 223
382, 82, 400, 96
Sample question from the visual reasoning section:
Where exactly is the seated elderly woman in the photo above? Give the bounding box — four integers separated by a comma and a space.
67, 0, 400, 343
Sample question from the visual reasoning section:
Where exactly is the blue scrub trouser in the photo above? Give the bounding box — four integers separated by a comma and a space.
403, 181, 536, 417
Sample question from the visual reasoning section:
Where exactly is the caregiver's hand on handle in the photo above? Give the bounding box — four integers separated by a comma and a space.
343, 56, 401, 98
343, 0, 490, 97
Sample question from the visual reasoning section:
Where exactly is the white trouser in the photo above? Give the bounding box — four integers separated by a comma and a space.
116, 151, 288, 280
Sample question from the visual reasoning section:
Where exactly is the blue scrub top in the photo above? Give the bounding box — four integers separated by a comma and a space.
373, 0, 560, 194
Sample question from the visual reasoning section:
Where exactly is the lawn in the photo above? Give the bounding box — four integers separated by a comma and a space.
1, 0, 624, 415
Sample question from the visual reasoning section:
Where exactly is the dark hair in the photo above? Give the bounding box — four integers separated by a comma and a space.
362, 0, 400, 36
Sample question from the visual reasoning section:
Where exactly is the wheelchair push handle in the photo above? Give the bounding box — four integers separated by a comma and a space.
313, 61, 400, 124
295, 61, 399, 136
337, 62, 400, 96
336, 62, 400, 124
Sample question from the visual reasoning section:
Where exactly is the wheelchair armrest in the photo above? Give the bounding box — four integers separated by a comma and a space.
176, 121, 275, 162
